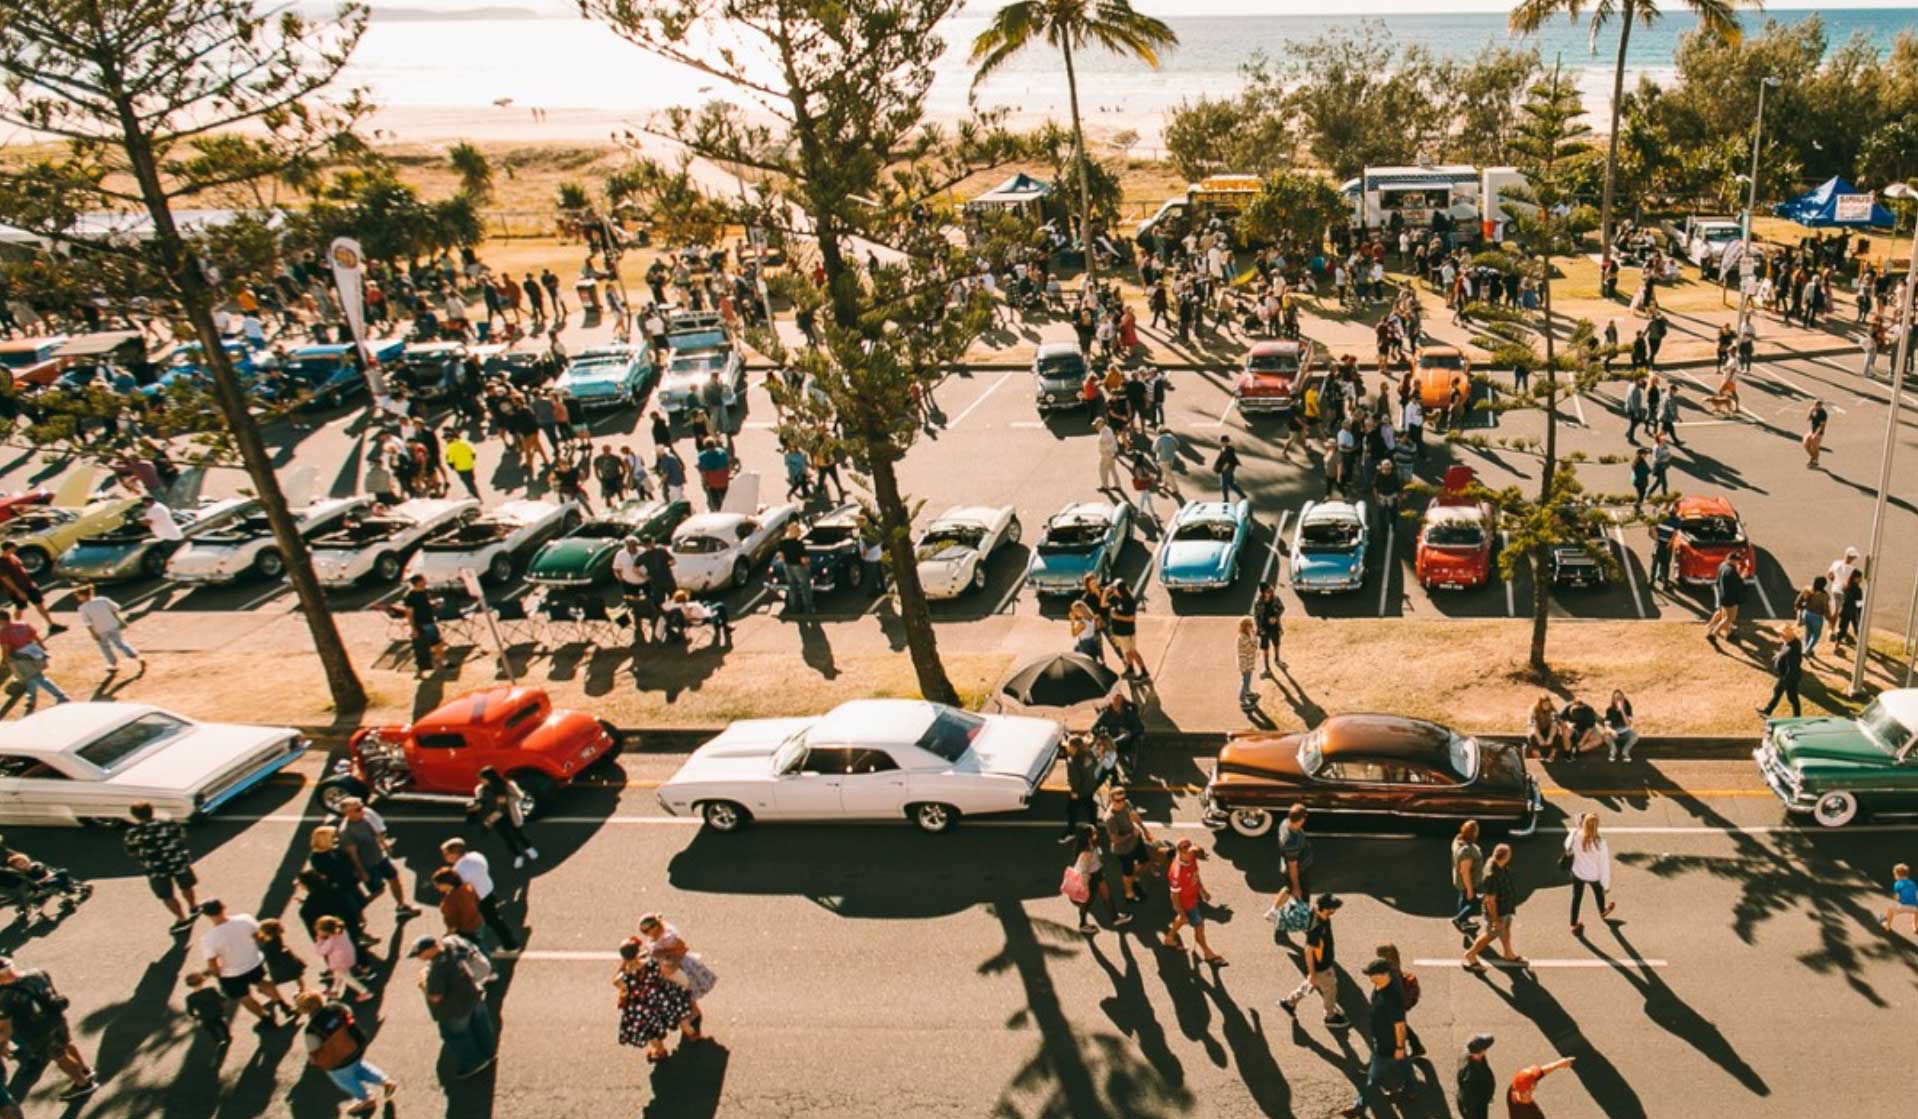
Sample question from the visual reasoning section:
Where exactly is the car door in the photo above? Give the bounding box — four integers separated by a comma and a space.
772, 746, 852, 818
1316, 759, 1397, 815
408, 731, 471, 794
0, 755, 77, 825
837, 748, 910, 819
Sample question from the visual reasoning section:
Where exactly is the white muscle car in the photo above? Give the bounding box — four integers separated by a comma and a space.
0, 703, 307, 825
308, 497, 480, 587
915, 505, 1022, 599
657, 699, 1063, 833
403, 498, 580, 589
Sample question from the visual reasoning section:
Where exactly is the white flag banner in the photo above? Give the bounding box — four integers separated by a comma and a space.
329, 237, 386, 397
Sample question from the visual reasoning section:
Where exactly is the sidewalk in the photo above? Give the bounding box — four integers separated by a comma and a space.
32, 604, 1906, 738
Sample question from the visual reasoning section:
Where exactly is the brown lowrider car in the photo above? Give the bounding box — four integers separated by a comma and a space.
1201, 713, 1540, 838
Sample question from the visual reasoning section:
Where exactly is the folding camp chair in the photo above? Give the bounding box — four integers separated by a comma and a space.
490, 597, 538, 647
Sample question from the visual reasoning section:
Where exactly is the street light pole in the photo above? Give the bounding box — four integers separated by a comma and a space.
1850, 180, 1918, 695
1735, 77, 1780, 330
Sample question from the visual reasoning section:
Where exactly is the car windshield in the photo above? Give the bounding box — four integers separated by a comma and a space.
1173, 519, 1236, 543
1680, 516, 1744, 545
1299, 518, 1359, 552
668, 330, 728, 353
1703, 227, 1738, 242
77, 712, 189, 770
918, 527, 983, 555
668, 353, 728, 378
1248, 353, 1299, 374
772, 727, 808, 774
571, 520, 631, 540
568, 357, 626, 376
1297, 728, 1324, 775
1426, 522, 1483, 547
807, 524, 858, 547
1039, 520, 1108, 553
1859, 700, 1914, 755
915, 707, 986, 763
1036, 353, 1084, 379
673, 535, 727, 555
1448, 733, 1480, 781
1421, 353, 1464, 370
0, 351, 47, 369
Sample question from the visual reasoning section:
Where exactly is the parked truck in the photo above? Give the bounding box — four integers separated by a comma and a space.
1661, 216, 1742, 275
1136, 174, 1262, 246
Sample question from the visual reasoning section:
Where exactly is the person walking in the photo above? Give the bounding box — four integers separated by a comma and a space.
1833, 568, 1865, 648
1658, 382, 1682, 444
473, 766, 539, 868
1462, 844, 1524, 972
1277, 804, 1313, 900
337, 798, 420, 917
1649, 509, 1678, 590
694, 439, 731, 511
1629, 449, 1651, 514
411, 934, 497, 1079
432, 868, 485, 946
1456, 1034, 1497, 1119
1059, 736, 1102, 840
1064, 825, 1107, 933
1704, 554, 1744, 647
1103, 582, 1146, 682
1235, 617, 1259, 711
313, 916, 375, 1002
298, 991, 396, 1116
1450, 819, 1483, 937
1214, 436, 1248, 504
1253, 582, 1285, 674
1794, 577, 1832, 658
442, 838, 521, 956
1279, 894, 1347, 1028
72, 584, 141, 675
1622, 376, 1646, 444
1759, 624, 1806, 718
1338, 957, 1407, 1118
1097, 419, 1123, 493
1374, 941, 1424, 1064
1102, 787, 1151, 906
613, 936, 696, 1064
1162, 840, 1226, 967
1796, 396, 1830, 469
1507, 1056, 1576, 1118
1565, 812, 1616, 936
0, 542, 59, 633
0, 958, 96, 1102
1649, 432, 1673, 497
445, 429, 481, 498
637, 914, 716, 1038
1, 609, 67, 712
199, 899, 287, 1026
1884, 862, 1918, 933
124, 800, 201, 932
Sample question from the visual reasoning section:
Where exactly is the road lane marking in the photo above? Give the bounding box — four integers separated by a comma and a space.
1009, 420, 1045, 428
1131, 551, 1154, 600
1569, 390, 1587, 427
943, 371, 1011, 431
1611, 525, 1647, 619
1502, 530, 1515, 617
1201, 398, 1239, 429
1376, 521, 1395, 616
1415, 958, 1668, 969
734, 584, 772, 616
1748, 574, 1778, 620
991, 569, 1026, 616
1260, 510, 1292, 586
238, 583, 292, 611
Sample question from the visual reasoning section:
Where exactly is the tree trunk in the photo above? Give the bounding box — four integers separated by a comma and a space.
1061, 38, 1097, 286
111, 104, 368, 713
1532, 234, 1560, 675
1599, 7, 1634, 263
869, 453, 959, 706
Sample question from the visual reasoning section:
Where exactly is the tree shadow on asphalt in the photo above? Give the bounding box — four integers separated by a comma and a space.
1470, 965, 1648, 1119
1579, 923, 1769, 1096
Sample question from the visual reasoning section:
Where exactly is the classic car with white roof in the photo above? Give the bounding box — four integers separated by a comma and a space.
1026, 501, 1132, 596
56, 494, 258, 583
555, 344, 655, 410
1156, 499, 1251, 592
0, 703, 307, 826
403, 498, 580, 588
1290, 500, 1370, 594
167, 468, 373, 585
668, 476, 800, 593
1757, 689, 1918, 828
307, 497, 480, 587
655, 317, 744, 416
657, 699, 1064, 833
390, 340, 467, 400
916, 505, 1022, 599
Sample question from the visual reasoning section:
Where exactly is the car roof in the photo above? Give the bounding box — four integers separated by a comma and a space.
403, 342, 464, 355
1303, 502, 1361, 523
1321, 713, 1453, 763
810, 699, 937, 747
1875, 690, 1918, 733
412, 687, 548, 733
1248, 341, 1302, 356
1676, 495, 1737, 518
0, 702, 171, 757
1419, 345, 1462, 358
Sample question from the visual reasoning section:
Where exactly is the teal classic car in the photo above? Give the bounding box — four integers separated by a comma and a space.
57, 495, 257, 583
523, 498, 692, 588
1156, 500, 1251, 593
1756, 690, 1918, 827
556, 345, 655, 410
1027, 501, 1132, 596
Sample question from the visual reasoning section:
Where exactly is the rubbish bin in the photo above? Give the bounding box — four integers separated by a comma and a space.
575, 277, 602, 312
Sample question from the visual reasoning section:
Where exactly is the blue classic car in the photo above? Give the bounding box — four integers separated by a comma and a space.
141, 341, 267, 398
1289, 500, 1370, 593
1028, 501, 1132, 596
1156, 500, 1251, 592
279, 339, 405, 407
556, 344, 655, 410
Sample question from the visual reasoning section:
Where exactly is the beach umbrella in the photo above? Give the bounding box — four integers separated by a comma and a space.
1000, 652, 1118, 709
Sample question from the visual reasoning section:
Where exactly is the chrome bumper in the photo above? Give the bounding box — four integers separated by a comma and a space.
1754, 746, 1815, 811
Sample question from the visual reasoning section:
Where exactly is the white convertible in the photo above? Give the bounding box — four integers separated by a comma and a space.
308, 497, 479, 587
658, 700, 1063, 833
0, 704, 307, 825
915, 505, 1022, 599
669, 475, 799, 593
168, 468, 370, 585
403, 497, 579, 588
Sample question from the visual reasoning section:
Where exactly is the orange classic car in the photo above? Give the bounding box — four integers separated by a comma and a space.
1672, 495, 1755, 585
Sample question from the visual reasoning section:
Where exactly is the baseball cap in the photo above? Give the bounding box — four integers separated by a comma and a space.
1468, 1033, 1496, 1054
1315, 893, 1343, 911
408, 935, 440, 958
1362, 958, 1393, 977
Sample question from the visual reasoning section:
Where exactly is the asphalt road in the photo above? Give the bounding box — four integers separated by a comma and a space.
3, 752, 1912, 1118
3, 319, 1912, 637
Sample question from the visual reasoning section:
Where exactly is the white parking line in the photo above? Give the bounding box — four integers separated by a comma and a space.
1008, 420, 1046, 428
734, 584, 772, 616
1414, 958, 1669, 969
1748, 574, 1778, 620
236, 583, 291, 611
1611, 525, 1646, 618
991, 569, 1026, 615
1569, 390, 1587, 427
1376, 521, 1395, 616
1201, 398, 1238, 429
943, 371, 1011, 430
1750, 363, 1843, 411
1131, 553, 1154, 600
1260, 510, 1292, 586
1501, 531, 1515, 617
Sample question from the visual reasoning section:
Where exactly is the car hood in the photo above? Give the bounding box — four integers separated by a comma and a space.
1161, 539, 1230, 576
960, 717, 1061, 785
668, 718, 815, 784
530, 537, 613, 575
1293, 551, 1361, 580
1771, 717, 1895, 770
560, 366, 629, 390
110, 723, 297, 793
59, 540, 148, 568
1029, 546, 1102, 584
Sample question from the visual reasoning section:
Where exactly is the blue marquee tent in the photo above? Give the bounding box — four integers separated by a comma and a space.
1772, 176, 1895, 228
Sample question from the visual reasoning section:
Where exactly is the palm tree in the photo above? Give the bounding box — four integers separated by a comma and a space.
1509, 0, 1753, 262
970, 0, 1177, 282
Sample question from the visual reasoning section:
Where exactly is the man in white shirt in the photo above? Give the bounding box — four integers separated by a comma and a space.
1826, 547, 1860, 596
73, 584, 141, 674
441, 838, 520, 957
142, 499, 183, 543
199, 899, 280, 1023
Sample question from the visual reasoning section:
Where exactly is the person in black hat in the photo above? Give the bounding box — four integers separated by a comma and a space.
1340, 958, 1406, 1117
1279, 893, 1345, 1027
1457, 1033, 1496, 1119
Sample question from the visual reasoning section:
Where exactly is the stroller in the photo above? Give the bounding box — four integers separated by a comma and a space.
0, 858, 92, 925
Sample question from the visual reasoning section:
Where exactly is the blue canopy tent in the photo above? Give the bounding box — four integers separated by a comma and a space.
1772, 177, 1895, 228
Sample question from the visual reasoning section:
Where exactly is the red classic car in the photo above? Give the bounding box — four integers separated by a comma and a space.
1201, 713, 1539, 837
1672, 495, 1755, 585
319, 687, 619, 818
1416, 465, 1497, 590
0, 490, 53, 526
1234, 340, 1314, 414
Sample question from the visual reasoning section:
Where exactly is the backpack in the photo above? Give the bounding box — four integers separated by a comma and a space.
444, 934, 494, 986
1059, 865, 1090, 906
1401, 970, 1422, 1011
305, 1005, 362, 1070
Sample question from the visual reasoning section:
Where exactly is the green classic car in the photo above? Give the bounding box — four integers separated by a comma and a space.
523, 498, 692, 588
1756, 689, 1918, 828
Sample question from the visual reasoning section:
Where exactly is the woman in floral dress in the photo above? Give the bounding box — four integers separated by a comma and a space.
613, 937, 694, 1062
638, 913, 716, 1036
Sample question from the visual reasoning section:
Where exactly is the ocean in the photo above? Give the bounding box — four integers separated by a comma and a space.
345, 8, 1918, 144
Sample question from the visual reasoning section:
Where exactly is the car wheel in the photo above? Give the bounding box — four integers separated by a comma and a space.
373, 552, 402, 582
254, 548, 286, 579
1811, 790, 1859, 829
970, 564, 987, 593
142, 547, 170, 578
731, 557, 751, 588
1227, 808, 1274, 838
701, 800, 750, 832
486, 552, 515, 584
13, 547, 49, 579
512, 771, 558, 819
846, 560, 864, 589
318, 776, 369, 816
1005, 517, 1022, 546
910, 802, 959, 834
